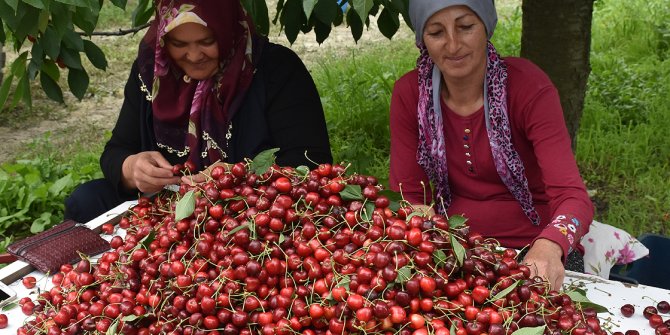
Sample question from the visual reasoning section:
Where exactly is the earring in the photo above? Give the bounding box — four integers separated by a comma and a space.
183, 75, 191, 83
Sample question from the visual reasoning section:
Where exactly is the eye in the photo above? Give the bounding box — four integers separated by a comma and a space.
426, 29, 443, 37
167, 39, 187, 48
459, 24, 475, 31
200, 38, 216, 46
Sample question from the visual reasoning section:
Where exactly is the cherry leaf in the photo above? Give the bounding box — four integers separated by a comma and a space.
175, 190, 195, 221
395, 266, 412, 284
226, 224, 250, 237
1, 302, 18, 311
450, 234, 465, 266
361, 202, 376, 222
122, 314, 143, 322
295, 165, 310, 177
378, 189, 402, 211
448, 215, 468, 228
566, 289, 609, 313
433, 249, 447, 268
510, 325, 546, 335
340, 184, 363, 201
250, 148, 280, 175
106, 319, 119, 335
490, 280, 520, 302
139, 230, 155, 249
450, 323, 457, 335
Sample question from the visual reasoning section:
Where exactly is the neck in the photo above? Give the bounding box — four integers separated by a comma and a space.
441, 64, 486, 116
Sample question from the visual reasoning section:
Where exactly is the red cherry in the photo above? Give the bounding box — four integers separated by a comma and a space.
22, 276, 37, 289
621, 304, 635, 317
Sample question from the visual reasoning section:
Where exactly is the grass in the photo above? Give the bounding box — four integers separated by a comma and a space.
0, 0, 668, 253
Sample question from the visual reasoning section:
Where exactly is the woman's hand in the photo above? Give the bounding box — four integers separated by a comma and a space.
181, 161, 230, 185
122, 151, 181, 193
522, 238, 565, 290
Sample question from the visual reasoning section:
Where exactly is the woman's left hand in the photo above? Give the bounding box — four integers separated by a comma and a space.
522, 238, 565, 290
180, 162, 230, 185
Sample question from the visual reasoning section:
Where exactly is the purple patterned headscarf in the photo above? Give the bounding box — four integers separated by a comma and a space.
415, 41, 540, 225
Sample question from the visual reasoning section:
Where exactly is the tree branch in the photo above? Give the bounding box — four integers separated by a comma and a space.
83, 22, 151, 36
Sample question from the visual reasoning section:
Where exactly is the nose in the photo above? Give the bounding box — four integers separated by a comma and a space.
185, 46, 204, 63
444, 29, 461, 54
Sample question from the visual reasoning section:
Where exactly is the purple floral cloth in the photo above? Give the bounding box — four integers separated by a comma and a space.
415, 41, 540, 225
582, 221, 649, 278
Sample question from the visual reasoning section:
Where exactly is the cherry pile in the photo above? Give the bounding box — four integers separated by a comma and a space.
615, 301, 670, 334
15, 162, 608, 334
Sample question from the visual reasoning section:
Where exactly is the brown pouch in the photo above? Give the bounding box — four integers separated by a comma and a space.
7, 220, 110, 273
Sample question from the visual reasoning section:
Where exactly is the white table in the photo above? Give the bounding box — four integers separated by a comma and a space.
1, 202, 668, 334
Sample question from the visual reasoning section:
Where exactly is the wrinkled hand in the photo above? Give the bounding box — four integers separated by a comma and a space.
181, 161, 230, 185
122, 151, 180, 194
522, 238, 565, 290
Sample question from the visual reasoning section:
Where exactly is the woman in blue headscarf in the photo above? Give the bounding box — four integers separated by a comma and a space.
389, 0, 594, 289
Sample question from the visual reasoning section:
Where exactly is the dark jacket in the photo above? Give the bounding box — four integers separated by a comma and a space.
101, 42, 332, 196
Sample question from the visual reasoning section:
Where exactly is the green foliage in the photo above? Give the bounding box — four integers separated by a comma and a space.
576, 0, 670, 236
2, 0, 410, 110
0, 134, 103, 253
0, 0, 128, 110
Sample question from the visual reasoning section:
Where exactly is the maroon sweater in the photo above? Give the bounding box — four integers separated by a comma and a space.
389, 57, 593, 258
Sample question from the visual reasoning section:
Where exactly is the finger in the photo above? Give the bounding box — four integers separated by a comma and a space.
147, 151, 173, 169
182, 174, 206, 185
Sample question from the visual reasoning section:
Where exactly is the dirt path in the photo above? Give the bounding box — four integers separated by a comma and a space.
0, 23, 412, 164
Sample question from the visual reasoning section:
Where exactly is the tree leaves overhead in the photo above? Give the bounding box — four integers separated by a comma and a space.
1, 0, 410, 109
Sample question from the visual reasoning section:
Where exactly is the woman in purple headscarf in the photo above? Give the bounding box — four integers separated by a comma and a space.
389, 0, 593, 289
65, 0, 332, 222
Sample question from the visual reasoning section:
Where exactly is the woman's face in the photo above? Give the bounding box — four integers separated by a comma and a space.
422, 5, 488, 81
165, 23, 219, 80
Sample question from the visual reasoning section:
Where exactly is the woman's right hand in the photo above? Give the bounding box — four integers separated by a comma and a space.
121, 151, 181, 193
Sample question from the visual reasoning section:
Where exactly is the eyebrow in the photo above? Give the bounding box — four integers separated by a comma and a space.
427, 12, 475, 26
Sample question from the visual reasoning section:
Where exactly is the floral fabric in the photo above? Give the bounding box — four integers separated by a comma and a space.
581, 220, 649, 278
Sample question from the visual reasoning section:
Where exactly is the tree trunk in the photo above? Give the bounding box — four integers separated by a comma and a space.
520, 0, 594, 151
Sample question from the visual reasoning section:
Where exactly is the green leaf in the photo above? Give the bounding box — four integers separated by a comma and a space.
48, 174, 72, 195
31, 212, 52, 233
448, 215, 468, 228
395, 265, 412, 284
106, 319, 119, 335
450, 323, 456, 335
1, 302, 18, 311
241, 0, 270, 36
139, 230, 155, 249
175, 190, 196, 221
12, 74, 29, 109
11, 52, 28, 77
377, 7, 400, 39
23, 0, 45, 9
335, 275, 350, 288
346, 5, 363, 42
280, 0, 303, 44
450, 234, 465, 266
67, 67, 89, 99
121, 314, 142, 322
60, 46, 83, 69
42, 27, 62, 60
295, 165, 310, 177
303, 0, 317, 18
313, 14, 332, 44
313, 0, 338, 25
110, 0, 127, 9
41, 71, 65, 103
340, 184, 363, 201
0, 74, 15, 109
361, 201, 375, 222
226, 223, 250, 236
54, 0, 88, 7
38, 9, 50, 33
131, 0, 153, 27
250, 148, 280, 175
6, 0, 18, 12
63, 30, 84, 52
433, 249, 447, 268
42, 60, 61, 81
0, 17, 5, 43
565, 289, 609, 313
510, 326, 546, 335
378, 189, 402, 211
352, 0, 373, 24
83, 40, 108, 70
73, 3, 99, 34
490, 280, 520, 301
50, 2, 72, 36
